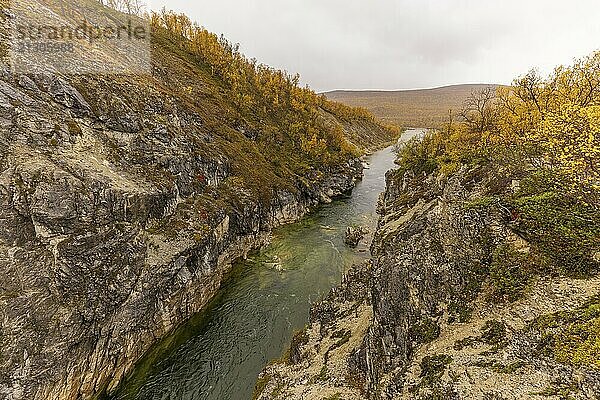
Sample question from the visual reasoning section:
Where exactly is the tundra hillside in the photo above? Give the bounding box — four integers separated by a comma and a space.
326, 84, 497, 130
257, 53, 600, 400
0, 2, 399, 399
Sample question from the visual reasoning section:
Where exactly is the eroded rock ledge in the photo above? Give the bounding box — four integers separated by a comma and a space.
256, 165, 600, 400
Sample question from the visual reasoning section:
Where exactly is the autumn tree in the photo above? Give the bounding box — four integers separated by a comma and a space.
147, 9, 367, 165
459, 86, 498, 135
98, 0, 145, 15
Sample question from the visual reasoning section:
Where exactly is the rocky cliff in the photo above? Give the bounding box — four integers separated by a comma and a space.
0, 71, 375, 400
0, 3, 399, 399
256, 163, 600, 399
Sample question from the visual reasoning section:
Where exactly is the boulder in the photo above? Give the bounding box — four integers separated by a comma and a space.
344, 226, 368, 248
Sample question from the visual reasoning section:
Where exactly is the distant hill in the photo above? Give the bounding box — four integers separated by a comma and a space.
325, 84, 498, 129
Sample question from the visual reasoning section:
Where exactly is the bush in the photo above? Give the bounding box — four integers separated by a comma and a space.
480, 320, 507, 347
509, 172, 600, 276
396, 132, 441, 175
487, 244, 536, 302
533, 297, 600, 370
419, 354, 453, 386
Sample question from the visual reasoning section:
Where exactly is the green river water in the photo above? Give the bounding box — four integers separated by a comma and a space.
112, 129, 424, 400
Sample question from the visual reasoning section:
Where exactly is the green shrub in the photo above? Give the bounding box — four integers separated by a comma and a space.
480, 320, 507, 347
419, 355, 453, 387
509, 171, 600, 276
411, 317, 441, 344
533, 297, 600, 370
488, 244, 535, 302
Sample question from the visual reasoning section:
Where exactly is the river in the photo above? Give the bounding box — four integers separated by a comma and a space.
112, 129, 424, 400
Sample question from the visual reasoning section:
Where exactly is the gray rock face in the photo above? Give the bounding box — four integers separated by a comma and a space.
0, 68, 368, 400
365, 167, 600, 399
255, 165, 600, 400
365, 167, 505, 392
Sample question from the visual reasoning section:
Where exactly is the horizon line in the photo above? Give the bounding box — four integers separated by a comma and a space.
319, 82, 505, 95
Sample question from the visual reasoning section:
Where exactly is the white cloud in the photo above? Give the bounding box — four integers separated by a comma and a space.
149, 0, 600, 91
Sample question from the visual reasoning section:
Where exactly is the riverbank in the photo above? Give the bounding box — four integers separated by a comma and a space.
255, 125, 600, 399
109, 143, 402, 400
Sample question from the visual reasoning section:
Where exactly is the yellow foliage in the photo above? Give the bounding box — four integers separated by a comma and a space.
492, 53, 600, 196
541, 104, 600, 191
395, 51, 600, 206
148, 9, 384, 165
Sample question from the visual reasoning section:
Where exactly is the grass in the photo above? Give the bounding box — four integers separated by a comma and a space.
532, 296, 600, 370
508, 171, 600, 277
321, 394, 342, 400
447, 301, 474, 324
453, 336, 479, 351
470, 170, 599, 304
311, 365, 328, 383
473, 360, 525, 374
535, 380, 582, 399
464, 196, 498, 210
419, 354, 453, 387
480, 320, 507, 347
410, 316, 441, 344
487, 244, 536, 302
492, 361, 524, 374
452, 320, 507, 352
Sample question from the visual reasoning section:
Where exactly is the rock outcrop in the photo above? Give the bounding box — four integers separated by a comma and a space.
256, 165, 600, 399
344, 226, 368, 248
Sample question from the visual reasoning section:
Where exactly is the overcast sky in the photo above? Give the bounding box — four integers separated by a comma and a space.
150, 0, 600, 92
